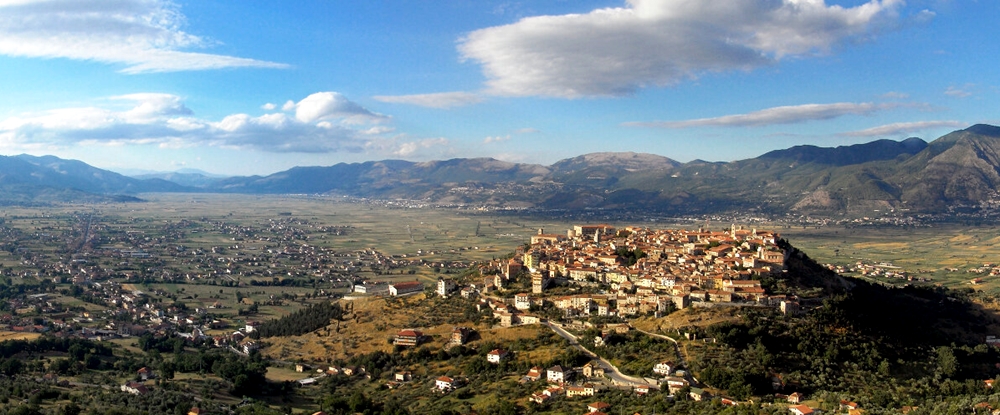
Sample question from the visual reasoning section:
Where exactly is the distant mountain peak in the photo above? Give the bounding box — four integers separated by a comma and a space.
964, 124, 1000, 137
758, 137, 928, 166
550, 152, 679, 173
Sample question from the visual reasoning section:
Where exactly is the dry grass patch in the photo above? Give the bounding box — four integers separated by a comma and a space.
633, 307, 741, 333
262, 294, 490, 364
0, 331, 41, 341
266, 366, 309, 382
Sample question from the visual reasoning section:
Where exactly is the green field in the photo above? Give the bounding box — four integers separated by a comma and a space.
2, 193, 998, 308
781, 224, 1000, 292
134, 193, 575, 262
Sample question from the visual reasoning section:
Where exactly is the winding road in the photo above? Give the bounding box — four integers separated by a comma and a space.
631, 326, 686, 370
543, 321, 658, 388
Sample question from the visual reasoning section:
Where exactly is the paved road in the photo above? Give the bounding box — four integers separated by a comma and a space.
544, 321, 657, 388
632, 327, 686, 370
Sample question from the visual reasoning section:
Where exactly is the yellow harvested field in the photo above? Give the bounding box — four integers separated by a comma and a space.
266, 366, 310, 382
852, 242, 910, 250
478, 325, 547, 343
0, 332, 41, 341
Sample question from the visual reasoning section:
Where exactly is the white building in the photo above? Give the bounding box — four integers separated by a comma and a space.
514, 293, 531, 310
653, 361, 673, 376
437, 278, 457, 297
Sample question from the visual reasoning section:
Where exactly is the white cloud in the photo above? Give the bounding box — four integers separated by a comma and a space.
945, 85, 974, 98
0, 0, 287, 73
881, 92, 910, 100
373, 92, 484, 109
626, 102, 886, 128
460, 0, 903, 98
0, 92, 398, 154
261, 103, 277, 111
484, 135, 511, 144
291, 92, 386, 124
841, 120, 965, 137
365, 137, 451, 157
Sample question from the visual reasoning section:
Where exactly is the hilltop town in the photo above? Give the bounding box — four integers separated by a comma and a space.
314, 223, 806, 414
483, 224, 787, 319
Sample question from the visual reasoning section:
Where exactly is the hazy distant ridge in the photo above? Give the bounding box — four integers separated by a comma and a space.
4, 125, 1000, 215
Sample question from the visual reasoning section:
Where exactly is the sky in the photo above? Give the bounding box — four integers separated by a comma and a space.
0, 0, 997, 176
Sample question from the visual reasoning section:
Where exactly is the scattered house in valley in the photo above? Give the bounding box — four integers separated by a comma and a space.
137, 367, 154, 380
529, 392, 550, 404
389, 281, 424, 296
840, 400, 861, 411
634, 384, 651, 395
788, 404, 815, 415
394, 329, 425, 346
437, 278, 456, 297
787, 392, 805, 404
295, 364, 310, 373
582, 361, 604, 378
487, 348, 510, 364
514, 293, 532, 310
664, 376, 689, 393
780, 300, 802, 316
353, 281, 389, 295
566, 383, 596, 397
240, 339, 259, 355
459, 286, 477, 298
547, 365, 568, 383
121, 381, 149, 395
587, 401, 611, 413
435, 376, 455, 392
652, 361, 673, 376
594, 333, 610, 347
394, 371, 412, 382
451, 326, 473, 345
496, 311, 517, 327
530, 385, 563, 404
187, 408, 201, 415
519, 314, 541, 325
688, 387, 709, 401
525, 366, 544, 382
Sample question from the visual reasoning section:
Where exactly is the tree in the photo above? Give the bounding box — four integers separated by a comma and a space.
936, 346, 957, 377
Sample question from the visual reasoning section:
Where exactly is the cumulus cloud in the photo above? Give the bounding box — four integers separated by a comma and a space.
0, 0, 287, 73
841, 120, 965, 137
0, 92, 396, 154
626, 102, 887, 128
460, 0, 903, 98
291, 92, 386, 124
373, 92, 484, 109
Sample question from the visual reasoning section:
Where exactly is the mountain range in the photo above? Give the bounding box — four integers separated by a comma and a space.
3, 125, 1000, 216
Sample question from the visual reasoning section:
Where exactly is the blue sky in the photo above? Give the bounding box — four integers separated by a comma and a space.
0, 0, 996, 176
